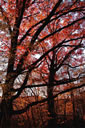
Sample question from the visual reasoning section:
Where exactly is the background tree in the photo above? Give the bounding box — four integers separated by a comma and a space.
0, 0, 85, 128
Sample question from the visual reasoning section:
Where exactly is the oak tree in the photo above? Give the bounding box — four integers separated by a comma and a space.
0, 0, 85, 127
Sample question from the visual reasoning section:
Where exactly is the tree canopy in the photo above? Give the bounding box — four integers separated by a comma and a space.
0, 0, 85, 127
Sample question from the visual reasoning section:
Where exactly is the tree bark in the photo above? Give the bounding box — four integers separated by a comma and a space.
0, 99, 13, 128
47, 51, 57, 127
47, 86, 57, 128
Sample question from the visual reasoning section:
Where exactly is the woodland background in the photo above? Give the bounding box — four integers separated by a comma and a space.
0, 0, 85, 128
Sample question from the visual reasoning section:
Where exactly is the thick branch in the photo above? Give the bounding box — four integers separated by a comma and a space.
19, 5, 84, 44
15, 0, 27, 29
30, 0, 62, 46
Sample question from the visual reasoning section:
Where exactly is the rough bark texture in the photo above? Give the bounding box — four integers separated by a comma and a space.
0, 99, 12, 128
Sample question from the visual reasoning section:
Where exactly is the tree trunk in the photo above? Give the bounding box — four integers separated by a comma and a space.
0, 99, 12, 128
47, 86, 57, 128
71, 91, 75, 121
64, 100, 67, 121
47, 51, 57, 128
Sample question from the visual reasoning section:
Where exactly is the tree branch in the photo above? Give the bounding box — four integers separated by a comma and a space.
39, 16, 85, 42
12, 75, 85, 99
